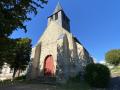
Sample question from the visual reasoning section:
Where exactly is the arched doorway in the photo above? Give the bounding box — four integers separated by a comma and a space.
44, 55, 55, 77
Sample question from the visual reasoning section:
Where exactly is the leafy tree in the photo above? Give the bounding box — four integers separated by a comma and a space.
7, 38, 32, 78
0, 0, 48, 68
0, 0, 48, 37
105, 49, 120, 66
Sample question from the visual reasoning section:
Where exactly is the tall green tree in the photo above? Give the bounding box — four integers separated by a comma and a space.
7, 38, 32, 78
0, 0, 48, 37
0, 0, 48, 68
0, 38, 15, 68
105, 49, 120, 66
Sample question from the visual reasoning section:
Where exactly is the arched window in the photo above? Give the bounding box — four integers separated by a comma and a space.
55, 13, 58, 20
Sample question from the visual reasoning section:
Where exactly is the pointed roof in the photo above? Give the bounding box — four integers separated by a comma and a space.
53, 2, 63, 14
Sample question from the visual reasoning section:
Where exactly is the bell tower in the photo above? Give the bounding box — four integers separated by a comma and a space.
48, 2, 70, 32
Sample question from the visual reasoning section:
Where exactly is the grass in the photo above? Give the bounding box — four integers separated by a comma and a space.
0, 79, 91, 90
0, 75, 26, 87
24, 79, 91, 90
0, 75, 91, 90
56, 80, 90, 90
1, 78, 109, 90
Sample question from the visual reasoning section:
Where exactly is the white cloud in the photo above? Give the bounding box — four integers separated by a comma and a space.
99, 60, 105, 64
91, 57, 106, 64
92, 57, 97, 63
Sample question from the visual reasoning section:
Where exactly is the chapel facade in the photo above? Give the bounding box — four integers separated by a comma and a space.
27, 3, 93, 82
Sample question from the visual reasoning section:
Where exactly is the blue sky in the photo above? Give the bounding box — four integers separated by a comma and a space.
11, 0, 120, 62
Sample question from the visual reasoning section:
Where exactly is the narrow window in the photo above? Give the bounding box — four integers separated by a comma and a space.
51, 16, 53, 20
0, 69, 2, 74
55, 13, 58, 20
62, 13, 66, 20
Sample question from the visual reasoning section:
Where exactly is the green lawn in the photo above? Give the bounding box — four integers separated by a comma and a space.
56, 81, 90, 90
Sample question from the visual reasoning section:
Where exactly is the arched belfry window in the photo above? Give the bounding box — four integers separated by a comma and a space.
55, 13, 58, 20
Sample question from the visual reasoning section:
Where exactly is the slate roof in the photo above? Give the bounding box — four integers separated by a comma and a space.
53, 2, 63, 14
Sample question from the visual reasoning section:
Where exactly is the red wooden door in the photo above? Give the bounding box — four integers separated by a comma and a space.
44, 55, 54, 76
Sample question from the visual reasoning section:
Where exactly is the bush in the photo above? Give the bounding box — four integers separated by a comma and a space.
84, 63, 111, 88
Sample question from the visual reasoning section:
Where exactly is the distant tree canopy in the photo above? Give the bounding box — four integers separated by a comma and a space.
105, 49, 120, 66
0, 0, 48, 37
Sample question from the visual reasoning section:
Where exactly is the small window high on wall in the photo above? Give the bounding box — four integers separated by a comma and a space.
0, 68, 2, 74
55, 13, 58, 20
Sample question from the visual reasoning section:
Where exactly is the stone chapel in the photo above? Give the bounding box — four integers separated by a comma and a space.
27, 2, 93, 82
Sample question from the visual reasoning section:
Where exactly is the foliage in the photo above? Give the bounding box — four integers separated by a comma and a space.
111, 66, 120, 76
0, 0, 48, 68
105, 49, 120, 66
14, 75, 26, 80
84, 63, 111, 88
0, 79, 12, 84
0, 38, 32, 78
0, 38, 15, 68
0, 0, 48, 37
8, 38, 32, 78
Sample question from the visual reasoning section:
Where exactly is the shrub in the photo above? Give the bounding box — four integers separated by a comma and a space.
84, 63, 111, 88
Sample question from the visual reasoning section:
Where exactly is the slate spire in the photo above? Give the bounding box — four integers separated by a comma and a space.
53, 2, 63, 14
48, 2, 70, 32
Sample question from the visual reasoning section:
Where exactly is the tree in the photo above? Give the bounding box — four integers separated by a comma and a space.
7, 38, 32, 78
0, 0, 48, 68
0, 0, 48, 37
105, 49, 120, 66
0, 38, 15, 68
